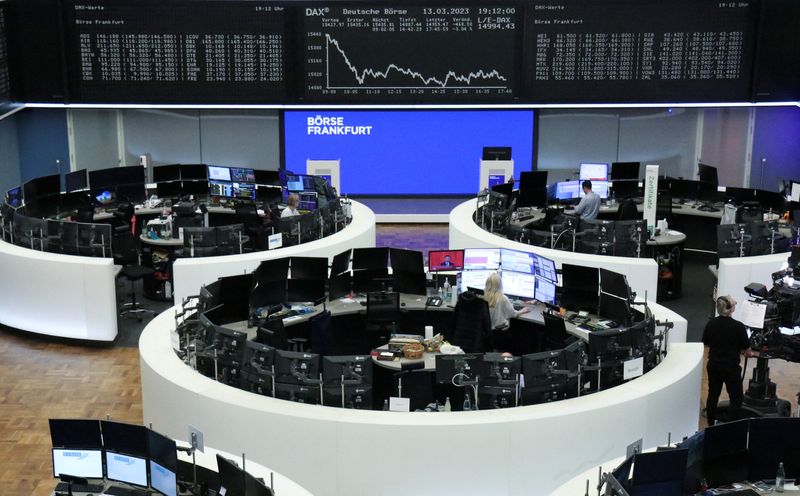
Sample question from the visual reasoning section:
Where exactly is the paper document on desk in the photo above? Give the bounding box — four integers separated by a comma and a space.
779, 326, 800, 336
737, 300, 767, 330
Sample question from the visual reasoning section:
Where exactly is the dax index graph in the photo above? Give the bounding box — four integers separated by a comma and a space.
302, 5, 520, 102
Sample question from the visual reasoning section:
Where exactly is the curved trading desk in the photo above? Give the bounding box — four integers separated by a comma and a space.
449, 199, 661, 301
0, 237, 118, 341
717, 251, 791, 311
172, 200, 376, 303
140, 303, 699, 496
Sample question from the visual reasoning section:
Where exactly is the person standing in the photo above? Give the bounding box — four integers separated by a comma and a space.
574, 180, 601, 220
702, 295, 754, 425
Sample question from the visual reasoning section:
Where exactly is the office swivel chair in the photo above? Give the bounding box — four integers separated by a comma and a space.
737, 202, 763, 224
617, 198, 639, 221
234, 200, 267, 250
113, 231, 157, 321
172, 201, 203, 236
366, 291, 401, 348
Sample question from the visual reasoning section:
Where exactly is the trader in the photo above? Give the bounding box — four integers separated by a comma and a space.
573, 180, 601, 220
702, 295, 753, 426
281, 193, 301, 218
483, 273, 530, 352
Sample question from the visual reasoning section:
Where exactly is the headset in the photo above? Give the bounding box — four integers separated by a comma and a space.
717, 295, 735, 314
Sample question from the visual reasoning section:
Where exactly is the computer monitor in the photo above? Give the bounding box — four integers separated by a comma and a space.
464, 248, 501, 271
208, 165, 232, 182
580, 163, 608, 181
352, 247, 389, 271
428, 249, 464, 272
587, 328, 630, 363
49, 419, 103, 448
585, 180, 609, 199
610, 180, 640, 199
478, 386, 517, 409
610, 162, 640, 181
517, 186, 548, 208
149, 460, 177, 496
435, 354, 482, 385
488, 174, 506, 189
352, 268, 391, 293
600, 268, 631, 300
330, 249, 352, 276
747, 417, 800, 481
561, 264, 599, 312
500, 248, 535, 274
287, 278, 325, 303
459, 269, 495, 293
323, 385, 373, 410
147, 429, 177, 472
630, 449, 688, 495
256, 185, 282, 204
105, 451, 148, 487
153, 165, 181, 182
754, 189, 785, 212
52, 448, 103, 479
478, 353, 521, 386
554, 180, 581, 201
100, 421, 148, 457
233, 182, 256, 200
254, 169, 280, 186
501, 271, 536, 299
490, 182, 514, 199
698, 163, 718, 185
116, 183, 146, 204
274, 350, 321, 385
91, 166, 145, 189
599, 293, 633, 327
533, 254, 557, 283
534, 278, 557, 305
670, 179, 700, 200
24, 174, 61, 202
482, 146, 511, 160
519, 170, 548, 189
717, 223, 750, 259
328, 273, 352, 300
724, 186, 755, 204
156, 181, 182, 198
791, 181, 800, 202
393, 270, 427, 295
181, 180, 208, 197
274, 383, 321, 405
290, 256, 328, 280
65, 169, 88, 192
322, 355, 373, 385
216, 454, 245, 496
389, 248, 424, 273
6, 186, 23, 208
179, 164, 207, 181
702, 419, 749, 488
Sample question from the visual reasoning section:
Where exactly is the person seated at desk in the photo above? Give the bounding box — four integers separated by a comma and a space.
281, 193, 301, 218
483, 273, 530, 351
574, 180, 601, 220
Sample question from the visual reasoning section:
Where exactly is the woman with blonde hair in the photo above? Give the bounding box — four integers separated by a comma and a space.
483, 272, 529, 351
281, 193, 301, 217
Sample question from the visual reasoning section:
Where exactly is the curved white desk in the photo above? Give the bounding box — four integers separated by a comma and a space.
0, 238, 118, 341
175, 442, 315, 496
717, 251, 790, 312
172, 200, 376, 303
141, 307, 700, 496
450, 199, 660, 301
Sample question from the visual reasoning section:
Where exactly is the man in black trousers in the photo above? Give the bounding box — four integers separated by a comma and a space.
702, 295, 754, 425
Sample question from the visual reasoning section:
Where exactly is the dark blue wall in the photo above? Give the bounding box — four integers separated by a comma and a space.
15, 108, 70, 182
750, 106, 800, 191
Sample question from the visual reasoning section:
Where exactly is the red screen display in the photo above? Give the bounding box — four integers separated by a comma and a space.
428, 250, 464, 272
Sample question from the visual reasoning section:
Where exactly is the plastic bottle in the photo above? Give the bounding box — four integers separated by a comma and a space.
443, 398, 451, 412
776, 462, 785, 492
382, 399, 389, 411
443, 279, 451, 301
463, 389, 472, 411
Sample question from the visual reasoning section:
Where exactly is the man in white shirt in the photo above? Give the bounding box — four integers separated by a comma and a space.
574, 180, 601, 220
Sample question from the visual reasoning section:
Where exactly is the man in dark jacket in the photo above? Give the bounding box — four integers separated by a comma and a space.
450, 290, 492, 353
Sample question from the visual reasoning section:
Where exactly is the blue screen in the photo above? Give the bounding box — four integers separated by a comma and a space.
283, 110, 534, 195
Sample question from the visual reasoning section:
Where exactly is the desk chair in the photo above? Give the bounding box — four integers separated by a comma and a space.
617, 198, 639, 221
216, 223, 246, 255
173, 201, 203, 236
78, 223, 112, 257
299, 212, 322, 243
366, 291, 400, 348
278, 217, 301, 247
737, 202, 762, 224
450, 291, 492, 353
234, 200, 267, 250
76, 204, 95, 224
114, 231, 157, 322
179, 227, 217, 258
0, 204, 15, 243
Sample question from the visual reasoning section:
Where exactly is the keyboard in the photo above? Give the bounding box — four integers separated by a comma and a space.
103, 486, 151, 496
55, 482, 105, 493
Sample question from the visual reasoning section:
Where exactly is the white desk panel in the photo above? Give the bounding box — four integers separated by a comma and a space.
172, 201, 376, 303
0, 239, 118, 341
449, 199, 660, 303
717, 252, 790, 314
141, 309, 701, 496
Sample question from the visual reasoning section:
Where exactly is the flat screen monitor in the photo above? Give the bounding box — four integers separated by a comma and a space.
181, 180, 208, 197
488, 174, 506, 189
179, 164, 207, 180
274, 349, 321, 385
328, 273, 352, 300
153, 165, 181, 182
610, 162, 640, 181
352, 247, 389, 271
287, 278, 325, 303
90, 166, 144, 189
519, 170, 547, 189
561, 264, 599, 312
149, 460, 177, 496
533, 254, 557, 283
459, 269, 495, 293
585, 180, 609, 199
65, 169, 88, 192
703, 419, 749, 487
791, 181, 800, 202
580, 163, 608, 181
209, 180, 233, 197
94, 188, 116, 206
147, 429, 177, 472
156, 181, 182, 198
393, 270, 427, 295
501, 271, 536, 299
600, 268, 630, 300
52, 448, 103, 479
754, 189, 785, 212
428, 249, 464, 272
290, 256, 328, 281
698, 163, 718, 185
230, 167, 255, 183
668, 179, 699, 200
330, 249, 351, 276
435, 354, 482, 384
6, 186, 23, 208
698, 181, 722, 202
100, 421, 148, 458
208, 165, 231, 182
464, 248, 501, 271
490, 182, 514, 198
748, 417, 800, 481
611, 180, 640, 199
216, 455, 245, 496
256, 185, 282, 204
116, 183, 146, 204
23, 174, 61, 201
724, 186, 756, 204
482, 146, 511, 161
534, 278, 556, 305
233, 182, 256, 199
554, 181, 581, 200
322, 355, 373, 386
389, 248, 424, 273
500, 248, 535, 274
105, 451, 147, 487
598, 293, 632, 327
254, 169, 280, 186
49, 419, 103, 448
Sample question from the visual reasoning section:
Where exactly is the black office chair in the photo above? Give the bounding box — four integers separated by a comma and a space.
113, 231, 157, 321
617, 198, 639, 221
656, 188, 673, 225
449, 291, 492, 353
172, 201, 203, 236
365, 291, 400, 348
234, 200, 267, 251
76, 204, 95, 224
737, 202, 763, 223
